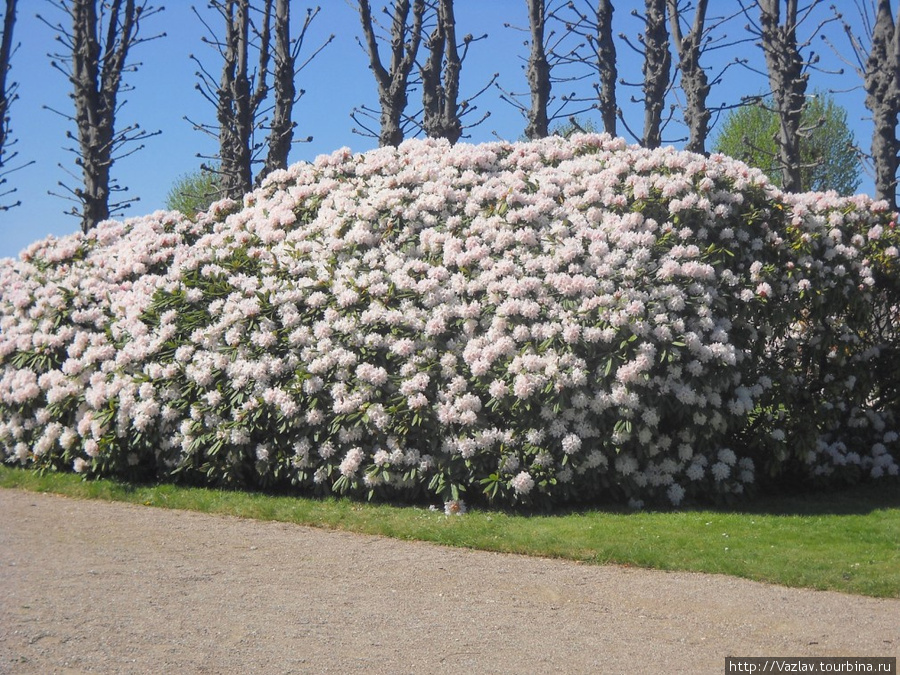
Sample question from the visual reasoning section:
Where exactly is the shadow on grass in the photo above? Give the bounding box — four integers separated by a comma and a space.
462, 478, 900, 520
734, 480, 900, 516
1, 464, 898, 517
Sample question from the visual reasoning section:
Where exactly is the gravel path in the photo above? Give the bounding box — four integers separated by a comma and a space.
1, 488, 897, 674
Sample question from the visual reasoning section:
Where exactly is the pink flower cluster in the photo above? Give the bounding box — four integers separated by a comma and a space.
1, 134, 898, 507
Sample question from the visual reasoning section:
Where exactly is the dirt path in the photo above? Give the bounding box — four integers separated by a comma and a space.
1, 489, 897, 674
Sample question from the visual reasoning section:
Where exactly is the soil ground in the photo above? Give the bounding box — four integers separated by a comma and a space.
1, 488, 898, 674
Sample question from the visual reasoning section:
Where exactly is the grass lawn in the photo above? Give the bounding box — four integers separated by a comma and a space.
2, 465, 898, 599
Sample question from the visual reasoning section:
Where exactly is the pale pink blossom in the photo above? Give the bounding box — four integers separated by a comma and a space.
510, 471, 535, 495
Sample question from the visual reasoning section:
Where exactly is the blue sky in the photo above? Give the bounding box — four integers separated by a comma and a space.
0, 0, 872, 260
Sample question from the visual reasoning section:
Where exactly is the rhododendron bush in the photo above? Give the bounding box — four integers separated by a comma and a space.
1, 134, 898, 508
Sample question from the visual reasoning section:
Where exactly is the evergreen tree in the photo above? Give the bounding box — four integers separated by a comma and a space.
713, 93, 860, 195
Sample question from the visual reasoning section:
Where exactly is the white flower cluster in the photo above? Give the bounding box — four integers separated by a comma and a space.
1, 134, 898, 507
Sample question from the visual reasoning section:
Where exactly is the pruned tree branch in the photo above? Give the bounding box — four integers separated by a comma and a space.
739, 0, 838, 192
420, 0, 494, 143
641, 0, 671, 148
829, 0, 900, 208
552, 0, 618, 136
0, 0, 31, 211
524, 0, 552, 139
40, 0, 164, 231
668, 0, 711, 153
259, 3, 333, 182
355, 0, 426, 147
191, 1, 330, 198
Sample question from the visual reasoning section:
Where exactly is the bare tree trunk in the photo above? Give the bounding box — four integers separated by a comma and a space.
421, 0, 463, 143
357, 0, 425, 147
758, 0, 807, 193
668, 0, 710, 154
42, 0, 161, 231
0, 0, 16, 168
552, 0, 617, 136
865, 0, 900, 209
72, 0, 121, 230
419, 0, 494, 144
216, 0, 272, 199
217, 1, 243, 199
189, 2, 330, 193
524, 0, 550, 139
642, 0, 671, 149
595, 0, 617, 136
0, 0, 21, 209
260, 0, 293, 178
72, 0, 129, 231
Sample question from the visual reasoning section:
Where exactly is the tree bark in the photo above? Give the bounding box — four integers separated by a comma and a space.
758, 0, 807, 193
70, 0, 136, 231
642, 0, 671, 149
421, 0, 463, 143
554, 0, 617, 136
42, 0, 161, 230
0, 0, 17, 176
358, 0, 425, 147
261, 0, 293, 178
191, 1, 328, 192
217, 0, 272, 199
595, 0, 617, 136
864, 0, 900, 209
668, 0, 710, 154
524, 0, 550, 140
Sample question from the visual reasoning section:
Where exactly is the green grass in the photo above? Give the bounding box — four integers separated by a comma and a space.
2, 465, 898, 598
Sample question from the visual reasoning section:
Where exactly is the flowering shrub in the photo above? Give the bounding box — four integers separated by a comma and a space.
1, 134, 898, 507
